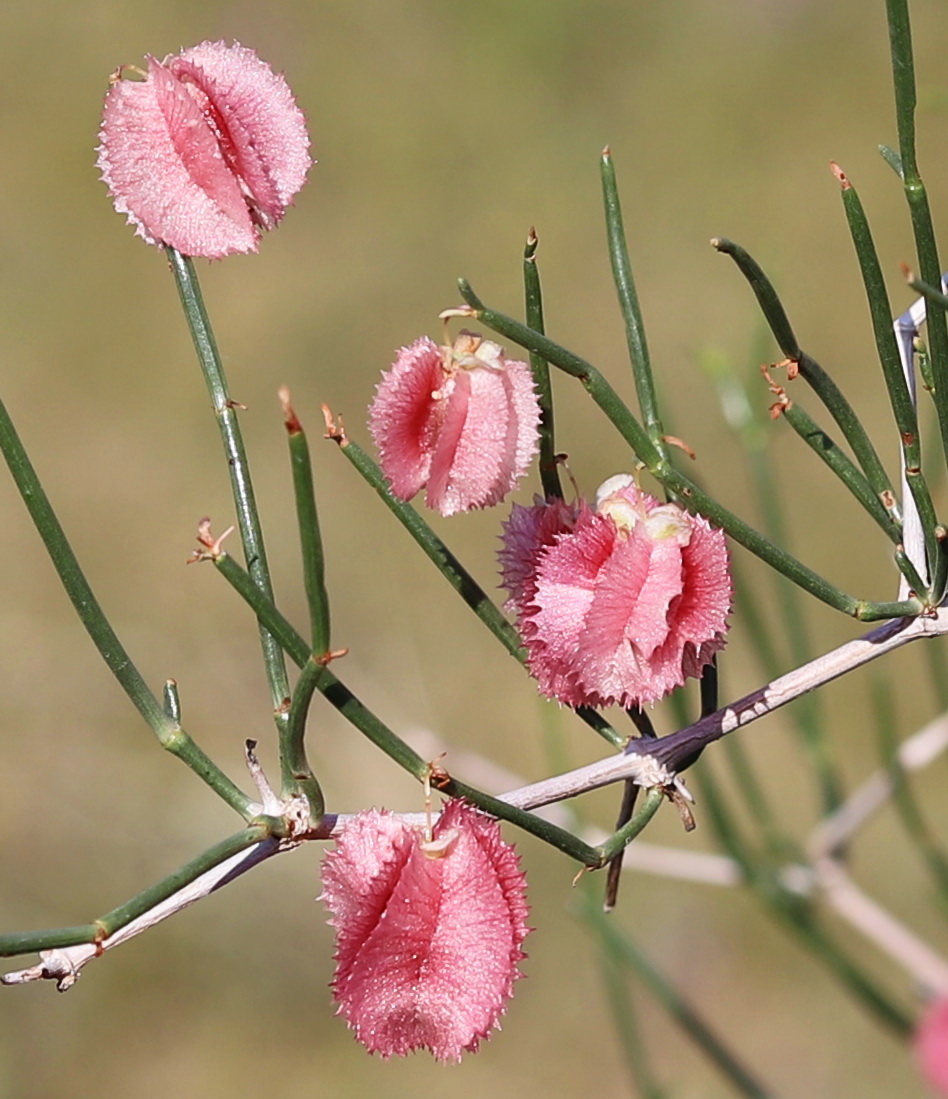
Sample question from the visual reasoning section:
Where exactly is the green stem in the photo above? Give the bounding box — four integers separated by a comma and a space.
167, 249, 290, 720
447, 778, 601, 863
457, 281, 922, 621
0, 826, 270, 958
595, 788, 664, 864
579, 892, 774, 1098
333, 437, 524, 659
744, 406, 844, 813
282, 393, 331, 654
886, 0, 948, 464
329, 435, 626, 750
711, 239, 900, 519
523, 228, 563, 499
281, 656, 326, 824
780, 399, 905, 552
908, 277, 948, 315
206, 551, 603, 861
0, 394, 252, 817
833, 164, 939, 580
600, 149, 667, 459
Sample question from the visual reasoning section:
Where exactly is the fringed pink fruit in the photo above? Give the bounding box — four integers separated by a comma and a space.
97, 40, 311, 258
320, 801, 530, 1062
500, 475, 732, 708
916, 998, 948, 1096
369, 333, 540, 516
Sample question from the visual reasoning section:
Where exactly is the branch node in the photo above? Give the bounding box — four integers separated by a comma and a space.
187, 518, 235, 563
321, 404, 348, 446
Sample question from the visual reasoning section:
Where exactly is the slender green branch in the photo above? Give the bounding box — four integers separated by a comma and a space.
595, 788, 664, 864
909, 276, 948, 314
833, 165, 920, 450
273, 395, 328, 823
167, 249, 290, 719
281, 657, 326, 824
779, 399, 904, 549
210, 551, 311, 664
886, 0, 948, 461
330, 436, 524, 659
575, 707, 627, 751
0, 394, 253, 817
326, 432, 626, 749
711, 239, 901, 520
523, 228, 563, 499
95, 827, 274, 937
445, 778, 601, 863
457, 279, 663, 464
579, 892, 774, 1099
0, 826, 268, 958
457, 282, 922, 620
833, 163, 939, 579
662, 473, 916, 621
600, 149, 667, 459
204, 549, 605, 860
733, 371, 844, 812
281, 391, 331, 654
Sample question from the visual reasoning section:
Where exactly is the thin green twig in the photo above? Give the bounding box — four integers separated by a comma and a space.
600, 148, 667, 460
523, 229, 563, 500
716, 358, 844, 813
0, 394, 252, 817
833, 163, 939, 580
167, 249, 291, 722
202, 549, 606, 863
779, 398, 906, 554
0, 826, 270, 959
595, 788, 664, 864
329, 434, 524, 656
281, 656, 326, 824
711, 238, 901, 524
326, 430, 626, 750
280, 390, 331, 655
456, 282, 922, 621
886, 0, 948, 463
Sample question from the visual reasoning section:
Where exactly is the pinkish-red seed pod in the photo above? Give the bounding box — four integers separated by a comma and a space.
368, 333, 541, 516
916, 998, 948, 1096
319, 801, 530, 1062
97, 40, 311, 259
500, 475, 732, 709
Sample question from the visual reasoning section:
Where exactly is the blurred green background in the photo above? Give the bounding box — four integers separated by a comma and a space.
2, 1, 948, 1095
